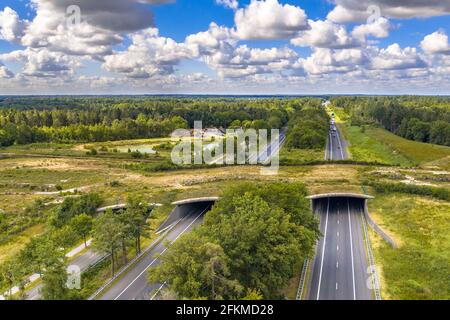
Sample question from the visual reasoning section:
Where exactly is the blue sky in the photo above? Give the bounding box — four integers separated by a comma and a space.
0, 0, 450, 94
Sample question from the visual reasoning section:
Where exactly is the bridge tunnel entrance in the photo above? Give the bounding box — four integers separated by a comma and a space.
156, 197, 219, 233
307, 193, 374, 216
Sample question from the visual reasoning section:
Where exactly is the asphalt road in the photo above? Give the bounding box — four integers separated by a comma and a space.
27, 249, 105, 300
99, 204, 209, 300
308, 198, 373, 300
326, 124, 348, 161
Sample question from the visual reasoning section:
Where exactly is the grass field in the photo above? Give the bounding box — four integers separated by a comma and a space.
331, 106, 450, 169
340, 125, 414, 167
368, 193, 450, 300
364, 127, 450, 169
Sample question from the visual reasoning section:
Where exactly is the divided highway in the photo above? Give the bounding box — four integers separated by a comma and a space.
99, 204, 210, 300
326, 121, 348, 161
308, 198, 372, 300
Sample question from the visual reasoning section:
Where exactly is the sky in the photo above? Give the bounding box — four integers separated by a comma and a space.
0, 0, 450, 95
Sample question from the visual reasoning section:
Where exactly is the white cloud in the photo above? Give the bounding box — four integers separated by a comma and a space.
0, 48, 80, 78
421, 30, 450, 55
216, 0, 239, 10
0, 7, 27, 42
369, 44, 427, 70
328, 0, 450, 23
0, 62, 14, 79
233, 0, 309, 40
297, 48, 368, 75
291, 20, 359, 49
103, 29, 195, 78
352, 17, 391, 41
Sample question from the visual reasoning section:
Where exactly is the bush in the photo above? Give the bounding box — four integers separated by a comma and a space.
365, 180, 450, 201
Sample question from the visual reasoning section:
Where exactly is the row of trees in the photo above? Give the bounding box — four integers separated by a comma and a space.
0, 116, 188, 146
0, 97, 298, 147
0, 193, 153, 300
285, 100, 329, 149
331, 96, 450, 146
150, 182, 320, 300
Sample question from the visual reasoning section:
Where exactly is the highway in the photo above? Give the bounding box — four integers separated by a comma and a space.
326, 122, 348, 161
27, 248, 105, 300
98, 204, 210, 300
307, 197, 373, 300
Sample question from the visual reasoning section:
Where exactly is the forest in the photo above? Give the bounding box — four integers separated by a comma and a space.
0, 97, 294, 146
331, 96, 450, 146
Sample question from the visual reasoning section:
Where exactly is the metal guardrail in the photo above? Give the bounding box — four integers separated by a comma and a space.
362, 214, 382, 300
296, 258, 309, 300
88, 227, 172, 300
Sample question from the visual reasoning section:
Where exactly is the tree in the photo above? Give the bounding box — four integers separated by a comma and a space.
70, 214, 93, 248
51, 225, 78, 252
0, 258, 26, 299
126, 195, 151, 255
202, 193, 313, 298
40, 257, 70, 300
92, 210, 124, 276
51, 193, 102, 228
150, 233, 242, 300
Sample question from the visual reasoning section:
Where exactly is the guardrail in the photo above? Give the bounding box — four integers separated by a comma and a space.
361, 214, 382, 300
88, 227, 172, 300
296, 258, 309, 300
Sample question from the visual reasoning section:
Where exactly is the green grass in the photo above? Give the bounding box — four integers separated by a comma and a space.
0, 224, 46, 263
280, 148, 325, 164
369, 194, 450, 300
364, 127, 450, 169
340, 125, 413, 167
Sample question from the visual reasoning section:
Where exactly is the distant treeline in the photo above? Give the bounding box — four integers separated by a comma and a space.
332, 96, 450, 146
0, 97, 300, 146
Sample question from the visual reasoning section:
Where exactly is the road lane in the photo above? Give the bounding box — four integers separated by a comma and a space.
308, 198, 372, 300
99, 205, 209, 300
327, 123, 348, 161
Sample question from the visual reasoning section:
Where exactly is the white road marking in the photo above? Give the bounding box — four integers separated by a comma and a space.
336, 129, 345, 160
150, 281, 167, 300
336, 262, 339, 269
347, 200, 356, 300
316, 198, 330, 300
337, 232, 339, 237
113, 209, 206, 300
337, 245, 339, 251
336, 283, 339, 291
329, 133, 333, 160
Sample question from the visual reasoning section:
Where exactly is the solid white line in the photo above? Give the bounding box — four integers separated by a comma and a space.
336, 129, 345, 160
316, 198, 330, 300
329, 133, 333, 160
347, 200, 356, 300
113, 209, 205, 300
150, 281, 167, 300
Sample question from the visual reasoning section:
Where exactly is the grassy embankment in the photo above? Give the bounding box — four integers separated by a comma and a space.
330, 106, 450, 169
368, 193, 449, 300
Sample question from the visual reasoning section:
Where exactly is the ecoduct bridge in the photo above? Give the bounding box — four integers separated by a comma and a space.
156, 193, 377, 234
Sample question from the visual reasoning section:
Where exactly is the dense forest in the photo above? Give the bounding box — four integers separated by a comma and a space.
331, 96, 450, 146
0, 97, 296, 146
